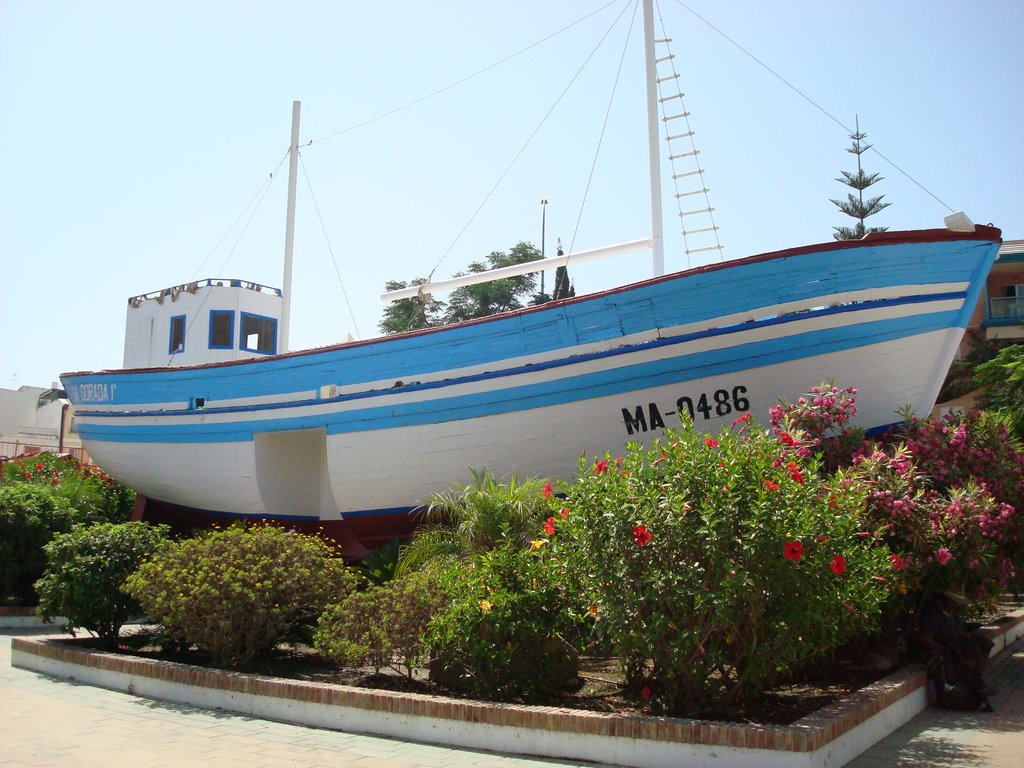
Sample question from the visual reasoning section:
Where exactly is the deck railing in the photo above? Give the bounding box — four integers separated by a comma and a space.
987, 296, 1024, 323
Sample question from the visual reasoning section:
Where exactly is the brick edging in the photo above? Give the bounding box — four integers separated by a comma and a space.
6, 636, 918, 753
11, 608, 1022, 755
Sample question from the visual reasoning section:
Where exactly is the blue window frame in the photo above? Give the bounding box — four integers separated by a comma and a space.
208, 310, 235, 349
240, 312, 278, 355
169, 315, 186, 355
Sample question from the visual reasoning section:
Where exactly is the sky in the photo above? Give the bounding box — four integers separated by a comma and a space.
1, 0, 1021, 390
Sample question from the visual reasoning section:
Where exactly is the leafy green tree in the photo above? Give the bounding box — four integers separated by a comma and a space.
443, 242, 542, 323
831, 118, 890, 240
975, 344, 1024, 441
396, 468, 551, 576
378, 278, 444, 335
35, 522, 169, 648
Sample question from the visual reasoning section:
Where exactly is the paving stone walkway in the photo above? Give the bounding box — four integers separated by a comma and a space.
847, 636, 1024, 768
3, 630, 1022, 767
0, 632, 598, 768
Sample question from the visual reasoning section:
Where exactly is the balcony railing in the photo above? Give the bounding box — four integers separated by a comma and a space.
987, 296, 1024, 324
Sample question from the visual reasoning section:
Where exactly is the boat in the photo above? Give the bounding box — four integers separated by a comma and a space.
60, 1, 1002, 554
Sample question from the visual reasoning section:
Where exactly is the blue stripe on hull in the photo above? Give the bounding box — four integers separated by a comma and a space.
63, 240, 988, 406
75, 307, 960, 444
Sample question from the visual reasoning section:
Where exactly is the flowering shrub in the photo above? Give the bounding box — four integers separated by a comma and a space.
769, 383, 863, 471
314, 570, 447, 677
895, 411, 1024, 517
425, 541, 579, 700
35, 522, 169, 648
549, 420, 893, 715
3, 452, 136, 524
125, 524, 352, 668
848, 413, 1024, 602
0, 484, 77, 604
772, 384, 1023, 604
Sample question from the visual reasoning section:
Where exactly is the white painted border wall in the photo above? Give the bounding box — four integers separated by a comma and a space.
11, 644, 929, 768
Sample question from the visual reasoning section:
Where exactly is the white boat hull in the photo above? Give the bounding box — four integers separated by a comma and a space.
63, 228, 1001, 546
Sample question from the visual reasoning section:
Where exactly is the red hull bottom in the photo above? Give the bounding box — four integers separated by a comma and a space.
131, 495, 420, 559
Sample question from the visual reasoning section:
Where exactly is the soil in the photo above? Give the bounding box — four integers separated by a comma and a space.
100, 632, 891, 725
69, 600, 1022, 725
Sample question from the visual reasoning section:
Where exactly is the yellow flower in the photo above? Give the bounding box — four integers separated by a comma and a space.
530, 539, 547, 551
479, 599, 492, 613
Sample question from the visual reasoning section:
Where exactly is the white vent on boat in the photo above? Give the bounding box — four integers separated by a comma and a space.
943, 211, 975, 232
654, 36, 723, 264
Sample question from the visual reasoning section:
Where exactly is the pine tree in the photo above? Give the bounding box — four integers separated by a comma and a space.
552, 265, 574, 300
831, 117, 890, 240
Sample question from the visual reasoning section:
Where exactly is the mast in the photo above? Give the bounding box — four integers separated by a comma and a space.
280, 100, 301, 353
643, 0, 665, 277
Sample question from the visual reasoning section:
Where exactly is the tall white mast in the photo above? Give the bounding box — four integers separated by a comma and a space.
643, 0, 665, 277
381, 3, 667, 306
280, 100, 301, 353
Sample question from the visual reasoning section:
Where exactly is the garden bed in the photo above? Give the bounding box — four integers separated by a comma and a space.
13, 609, 1023, 768
101, 631, 892, 725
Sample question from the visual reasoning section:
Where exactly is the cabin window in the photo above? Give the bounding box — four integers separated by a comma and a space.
240, 312, 277, 355
209, 310, 234, 349
169, 315, 186, 354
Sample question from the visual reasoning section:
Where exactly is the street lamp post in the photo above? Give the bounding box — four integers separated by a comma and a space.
540, 198, 548, 300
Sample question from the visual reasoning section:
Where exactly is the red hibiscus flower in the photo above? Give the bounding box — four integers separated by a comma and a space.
786, 462, 805, 485
704, 438, 720, 448
783, 540, 805, 562
763, 478, 780, 491
544, 517, 556, 535
36, 463, 45, 471
890, 553, 908, 571
633, 525, 652, 547
560, 507, 568, 518
732, 413, 751, 426
779, 433, 796, 446
543, 482, 553, 498
831, 555, 847, 575
594, 460, 609, 475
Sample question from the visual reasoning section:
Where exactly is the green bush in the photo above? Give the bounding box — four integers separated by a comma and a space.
397, 469, 552, 575
3, 452, 136, 524
124, 524, 352, 668
975, 344, 1024, 441
35, 522, 169, 647
314, 570, 446, 676
425, 541, 579, 700
0, 484, 77, 604
549, 421, 893, 715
